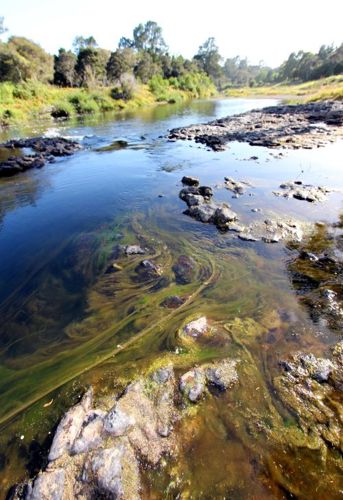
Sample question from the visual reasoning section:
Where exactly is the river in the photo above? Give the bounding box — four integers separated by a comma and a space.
0, 98, 342, 498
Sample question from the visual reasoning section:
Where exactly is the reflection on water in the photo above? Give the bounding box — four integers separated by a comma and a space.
0, 98, 342, 498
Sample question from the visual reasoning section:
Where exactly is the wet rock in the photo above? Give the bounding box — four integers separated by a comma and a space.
213, 206, 238, 229
205, 359, 238, 390
48, 388, 93, 461
179, 368, 206, 402
168, 101, 343, 151
124, 245, 146, 255
160, 295, 185, 309
183, 317, 208, 338
224, 177, 247, 195
104, 407, 135, 436
0, 137, 81, 178
275, 181, 331, 202
172, 255, 197, 284
26, 468, 65, 500
187, 202, 218, 223
135, 259, 162, 278
87, 439, 140, 499
198, 186, 213, 198
276, 345, 343, 450
72, 409, 105, 455
181, 176, 199, 186
151, 365, 173, 384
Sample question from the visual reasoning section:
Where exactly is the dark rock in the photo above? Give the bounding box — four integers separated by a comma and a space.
172, 255, 197, 284
160, 295, 185, 309
181, 176, 199, 186
0, 137, 81, 178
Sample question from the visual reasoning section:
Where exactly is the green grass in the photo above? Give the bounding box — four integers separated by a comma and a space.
0, 73, 215, 128
224, 75, 343, 103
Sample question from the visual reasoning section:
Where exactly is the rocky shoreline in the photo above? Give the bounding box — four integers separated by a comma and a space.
168, 100, 343, 151
0, 137, 82, 178
9, 319, 238, 500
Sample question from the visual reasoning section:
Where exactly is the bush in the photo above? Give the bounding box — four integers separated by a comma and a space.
51, 100, 75, 118
91, 92, 116, 111
68, 92, 100, 114
111, 73, 136, 101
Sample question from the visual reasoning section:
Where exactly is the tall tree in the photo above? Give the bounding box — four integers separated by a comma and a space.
75, 47, 110, 87
54, 48, 76, 86
194, 37, 222, 80
0, 16, 7, 36
73, 36, 98, 54
106, 48, 136, 82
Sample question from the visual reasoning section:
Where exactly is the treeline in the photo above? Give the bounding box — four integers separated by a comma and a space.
0, 15, 342, 94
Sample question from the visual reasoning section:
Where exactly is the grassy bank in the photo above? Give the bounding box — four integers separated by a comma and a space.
224, 75, 343, 102
0, 73, 216, 128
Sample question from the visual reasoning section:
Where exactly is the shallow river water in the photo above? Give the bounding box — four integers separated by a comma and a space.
0, 98, 342, 498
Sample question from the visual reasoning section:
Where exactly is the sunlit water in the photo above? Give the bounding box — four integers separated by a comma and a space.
0, 98, 342, 498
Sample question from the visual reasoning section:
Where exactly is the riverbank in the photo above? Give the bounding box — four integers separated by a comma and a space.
0, 75, 216, 128
225, 75, 343, 102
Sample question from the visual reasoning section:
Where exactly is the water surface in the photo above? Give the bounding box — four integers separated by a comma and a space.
0, 98, 342, 498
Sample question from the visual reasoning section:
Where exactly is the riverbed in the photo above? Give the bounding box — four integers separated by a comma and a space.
0, 98, 342, 498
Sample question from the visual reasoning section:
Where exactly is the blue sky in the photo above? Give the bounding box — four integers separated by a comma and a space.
1, 0, 342, 66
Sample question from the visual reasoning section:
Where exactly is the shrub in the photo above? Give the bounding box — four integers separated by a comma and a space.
111, 73, 136, 101
51, 100, 75, 118
68, 92, 100, 114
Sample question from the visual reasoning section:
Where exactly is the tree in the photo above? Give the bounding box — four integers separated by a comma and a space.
5, 37, 53, 82
73, 36, 98, 54
106, 48, 136, 82
0, 16, 7, 36
119, 21, 168, 56
53, 48, 76, 86
194, 37, 222, 81
134, 51, 162, 83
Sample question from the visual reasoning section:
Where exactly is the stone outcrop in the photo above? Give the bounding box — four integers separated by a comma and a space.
0, 137, 82, 178
168, 100, 343, 151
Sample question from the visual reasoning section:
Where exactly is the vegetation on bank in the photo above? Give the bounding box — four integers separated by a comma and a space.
0, 15, 342, 126
0, 73, 215, 127
225, 75, 343, 102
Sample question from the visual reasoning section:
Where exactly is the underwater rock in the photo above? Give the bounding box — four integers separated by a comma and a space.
274, 181, 331, 202
224, 177, 250, 195
205, 359, 238, 390
275, 343, 343, 451
135, 259, 162, 278
124, 245, 146, 255
151, 365, 174, 384
85, 439, 140, 499
183, 317, 208, 338
160, 295, 185, 309
48, 388, 93, 461
179, 368, 206, 402
172, 255, 197, 284
26, 468, 65, 500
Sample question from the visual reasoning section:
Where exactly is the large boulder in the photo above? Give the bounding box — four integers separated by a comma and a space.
26, 469, 65, 500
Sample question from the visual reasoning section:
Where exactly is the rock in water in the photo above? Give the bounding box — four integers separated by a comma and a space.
87, 439, 140, 499
183, 317, 208, 337
26, 469, 65, 500
48, 388, 93, 461
103, 407, 135, 436
179, 368, 206, 402
172, 255, 197, 284
205, 359, 238, 389
182, 175, 200, 186
72, 409, 105, 455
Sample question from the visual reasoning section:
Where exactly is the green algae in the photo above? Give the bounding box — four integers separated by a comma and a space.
0, 212, 342, 499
